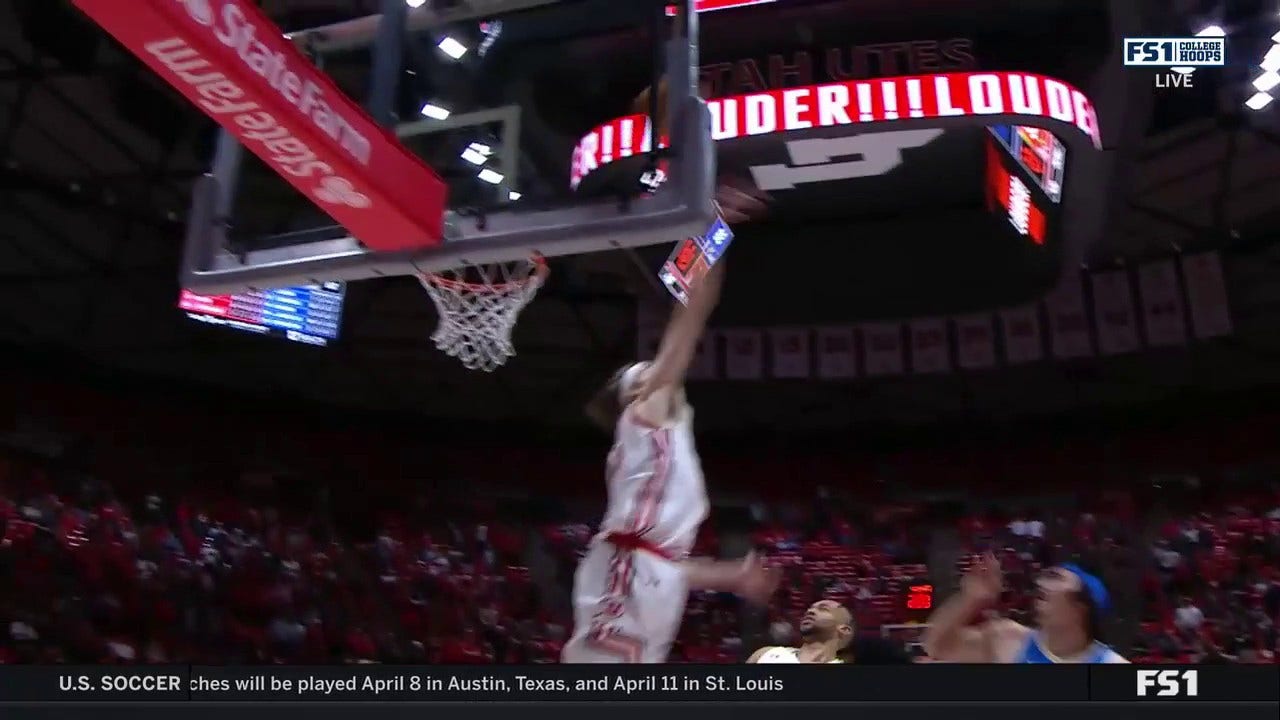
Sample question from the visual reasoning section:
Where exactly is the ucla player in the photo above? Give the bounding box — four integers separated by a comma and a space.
562, 181, 775, 664
921, 553, 1128, 663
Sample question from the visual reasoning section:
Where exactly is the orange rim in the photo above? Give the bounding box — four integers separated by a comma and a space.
420, 255, 548, 293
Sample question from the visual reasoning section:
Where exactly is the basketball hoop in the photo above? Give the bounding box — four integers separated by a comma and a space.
417, 255, 548, 371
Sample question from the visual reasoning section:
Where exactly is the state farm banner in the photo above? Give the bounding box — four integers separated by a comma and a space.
72, 0, 446, 252
1044, 277, 1093, 359
815, 326, 857, 379
1090, 270, 1140, 355
723, 329, 763, 380
571, 71, 1102, 187
955, 314, 996, 370
687, 331, 720, 381
1181, 252, 1233, 339
768, 327, 811, 379
909, 319, 950, 374
1136, 260, 1187, 347
999, 306, 1043, 364
861, 323, 904, 377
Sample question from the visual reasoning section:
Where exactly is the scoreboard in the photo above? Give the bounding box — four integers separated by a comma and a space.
179, 282, 345, 347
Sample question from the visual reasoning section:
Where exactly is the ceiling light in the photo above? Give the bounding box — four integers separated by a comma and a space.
1196, 25, 1226, 37
1244, 91, 1274, 110
420, 102, 450, 120
1262, 45, 1280, 73
406, 0, 427, 8
438, 37, 467, 60
460, 147, 487, 165
477, 169, 504, 184
1253, 71, 1280, 93
467, 142, 492, 156
508, 191, 522, 201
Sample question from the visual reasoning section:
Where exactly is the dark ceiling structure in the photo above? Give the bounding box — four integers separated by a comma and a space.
2, 0, 1280, 433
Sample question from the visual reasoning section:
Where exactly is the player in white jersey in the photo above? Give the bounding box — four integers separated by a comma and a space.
749, 600, 852, 664
561, 181, 777, 664
921, 554, 1128, 664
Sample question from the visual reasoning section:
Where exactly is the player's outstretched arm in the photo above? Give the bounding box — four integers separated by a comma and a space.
638, 180, 769, 400
921, 553, 1027, 662
681, 552, 780, 605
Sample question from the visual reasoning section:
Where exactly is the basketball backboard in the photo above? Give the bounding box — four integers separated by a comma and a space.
70, 0, 717, 294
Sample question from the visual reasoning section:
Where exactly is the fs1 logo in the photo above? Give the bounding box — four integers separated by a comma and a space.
1136, 669, 1199, 697
1123, 37, 1226, 90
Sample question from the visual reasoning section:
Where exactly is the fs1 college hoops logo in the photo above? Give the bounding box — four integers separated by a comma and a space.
1123, 35, 1226, 90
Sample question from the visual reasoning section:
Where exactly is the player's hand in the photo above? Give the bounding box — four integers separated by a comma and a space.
960, 552, 1004, 604
733, 552, 782, 606
715, 177, 771, 225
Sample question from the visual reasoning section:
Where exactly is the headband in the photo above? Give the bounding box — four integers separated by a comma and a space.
1061, 563, 1110, 614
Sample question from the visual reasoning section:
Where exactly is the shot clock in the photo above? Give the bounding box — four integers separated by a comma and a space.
659, 215, 734, 305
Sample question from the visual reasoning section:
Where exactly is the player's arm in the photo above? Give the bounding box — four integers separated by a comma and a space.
746, 647, 771, 664
921, 553, 1027, 662
680, 552, 780, 605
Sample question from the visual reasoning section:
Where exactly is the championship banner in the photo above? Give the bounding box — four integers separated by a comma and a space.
688, 331, 720, 380
1137, 259, 1187, 347
769, 327, 811, 379
815, 326, 858, 379
723, 329, 764, 380
999, 305, 1044, 364
1181, 252, 1232, 339
1090, 270, 1140, 355
955, 314, 997, 369
1044, 276, 1093, 359
909, 319, 950, 374
861, 323, 905, 376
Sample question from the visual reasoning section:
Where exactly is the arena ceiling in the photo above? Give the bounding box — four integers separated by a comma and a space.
2, 0, 1280, 431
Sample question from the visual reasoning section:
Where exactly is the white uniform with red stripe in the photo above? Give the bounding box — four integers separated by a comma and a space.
561, 401, 709, 663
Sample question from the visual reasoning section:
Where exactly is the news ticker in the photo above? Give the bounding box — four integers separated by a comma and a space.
0, 665, 1275, 703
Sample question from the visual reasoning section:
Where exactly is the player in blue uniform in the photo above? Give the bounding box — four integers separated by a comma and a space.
921, 553, 1127, 663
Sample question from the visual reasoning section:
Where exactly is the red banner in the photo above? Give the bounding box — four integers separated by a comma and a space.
571, 71, 1101, 187
72, 0, 445, 252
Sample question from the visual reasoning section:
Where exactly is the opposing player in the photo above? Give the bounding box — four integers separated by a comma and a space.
749, 599, 911, 664
921, 554, 1128, 663
561, 181, 776, 664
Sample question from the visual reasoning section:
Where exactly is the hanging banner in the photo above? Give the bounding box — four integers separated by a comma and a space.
861, 323, 904, 377
1044, 276, 1093, 359
1090, 270, 1140, 355
769, 327, 811, 379
1181, 252, 1232, 339
723, 329, 763, 380
687, 330, 720, 380
909, 319, 951, 374
999, 305, 1043, 364
816, 326, 858, 379
955, 314, 996, 370
1136, 259, 1187, 347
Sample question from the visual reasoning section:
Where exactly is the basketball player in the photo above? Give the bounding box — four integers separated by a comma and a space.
560, 180, 775, 664
749, 599, 912, 664
921, 553, 1128, 663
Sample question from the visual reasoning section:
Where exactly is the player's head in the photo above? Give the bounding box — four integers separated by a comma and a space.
584, 361, 651, 431
1034, 562, 1109, 641
798, 600, 854, 649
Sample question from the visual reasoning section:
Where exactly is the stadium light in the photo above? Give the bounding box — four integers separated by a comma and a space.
477, 169, 504, 184
438, 37, 468, 60
508, 191, 522, 201
1253, 71, 1280, 93
1196, 25, 1226, 37
467, 142, 492, 156
420, 102, 450, 120
406, 0, 427, 8
1245, 91, 1274, 110
1263, 45, 1280, 73
460, 147, 488, 165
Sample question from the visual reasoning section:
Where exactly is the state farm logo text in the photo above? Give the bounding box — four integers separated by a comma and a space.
149, 0, 371, 208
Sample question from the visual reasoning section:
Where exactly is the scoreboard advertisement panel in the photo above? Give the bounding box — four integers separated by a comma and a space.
179, 283, 345, 347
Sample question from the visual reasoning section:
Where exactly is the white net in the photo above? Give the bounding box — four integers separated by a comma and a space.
417, 257, 546, 372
